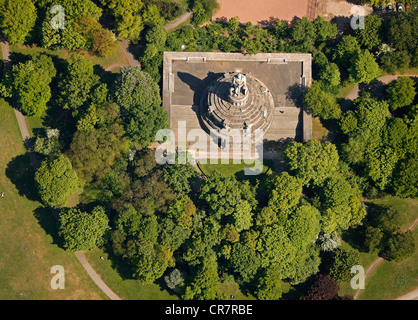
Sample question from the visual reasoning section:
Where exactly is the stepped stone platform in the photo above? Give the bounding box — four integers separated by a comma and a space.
162, 52, 312, 160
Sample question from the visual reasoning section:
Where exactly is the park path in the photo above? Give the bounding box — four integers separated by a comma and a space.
105, 11, 193, 72
164, 11, 193, 31
346, 75, 418, 300
0, 39, 121, 301
353, 218, 418, 300
345, 74, 418, 101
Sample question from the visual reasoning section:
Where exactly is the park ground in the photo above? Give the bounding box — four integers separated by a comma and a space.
0, 98, 106, 299
1, 3, 417, 299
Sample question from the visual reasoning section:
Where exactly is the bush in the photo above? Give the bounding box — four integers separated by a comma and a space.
384, 231, 415, 262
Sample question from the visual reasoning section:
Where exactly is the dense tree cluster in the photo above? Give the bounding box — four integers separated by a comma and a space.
339, 81, 417, 197
1, 0, 416, 301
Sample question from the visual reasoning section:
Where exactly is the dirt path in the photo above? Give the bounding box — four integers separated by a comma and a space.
74, 252, 121, 300
346, 74, 418, 102
165, 11, 193, 31
353, 218, 418, 300
1, 39, 121, 301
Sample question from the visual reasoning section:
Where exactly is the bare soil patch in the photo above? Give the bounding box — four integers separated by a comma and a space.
213, 0, 315, 25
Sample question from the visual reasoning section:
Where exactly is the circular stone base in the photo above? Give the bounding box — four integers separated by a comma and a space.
200, 72, 274, 144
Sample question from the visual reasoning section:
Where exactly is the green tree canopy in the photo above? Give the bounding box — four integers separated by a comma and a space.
303, 82, 341, 120
0, 0, 36, 44
12, 54, 56, 116
385, 77, 416, 111
35, 155, 81, 207
282, 140, 340, 187
58, 53, 100, 115
348, 49, 381, 84
113, 66, 168, 147
58, 206, 109, 251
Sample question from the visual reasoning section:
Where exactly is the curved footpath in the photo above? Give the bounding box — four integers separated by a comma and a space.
1, 39, 121, 300
2, 35, 416, 301
347, 75, 418, 300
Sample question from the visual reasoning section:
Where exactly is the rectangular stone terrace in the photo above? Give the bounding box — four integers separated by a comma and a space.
162, 52, 312, 160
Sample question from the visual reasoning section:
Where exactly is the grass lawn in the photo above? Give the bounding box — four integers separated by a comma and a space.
358, 226, 418, 300
312, 116, 328, 141
198, 159, 273, 179
0, 98, 106, 299
83, 248, 177, 300
338, 197, 418, 299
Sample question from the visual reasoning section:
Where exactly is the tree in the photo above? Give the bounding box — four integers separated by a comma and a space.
191, 0, 219, 27
145, 23, 168, 48
164, 269, 185, 292
40, 0, 102, 50
229, 243, 260, 282
12, 55, 56, 116
0, 0, 36, 44
200, 172, 257, 220
255, 265, 282, 300
34, 129, 60, 156
348, 49, 381, 84
363, 225, 384, 253
319, 63, 341, 90
314, 16, 337, 44
385, 77, 416, 111
289, 243, 321, 285
73, 16, 117, 56
116, 13, 144, 42
35, 155, 81, 207
183, 256, 222, 300
263, 172, 303, 223
68, 116, 130, 183
339, 110, 358, 135
166, 196, 197, 230
162, 149, 198, 197
380, 51, 411, 74
282, 140, 339, 187
392, 156, 418, 198
256, 224, 296, 278
303, 82, 341, 120
113, 66, 168, 147
384, 231, 415, 262
58, 206, 110, 251
301, 274, 339, 300
328, 248, 360, 282
333, 35, 361, 67
58, 53, 100, 115
291, 17, 317, 52
132, 243, 175, 283
355, 14, 383, 50
285, 205, 320, 250
388, 12, 416, 53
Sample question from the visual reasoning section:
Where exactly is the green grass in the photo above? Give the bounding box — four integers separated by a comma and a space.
368, 197, 418, 232
358, 226, 418, 300
25, 115, 45, 137
312, 116, 328, 141
336, 83, 357, 100
338, 197, 418, 299
0, 98, 106, 299
83, 248, 177, 300
198, 159, 273, 179
219, 282, 255, 300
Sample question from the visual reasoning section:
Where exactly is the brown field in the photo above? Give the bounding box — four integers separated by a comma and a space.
213, 0, 316, 25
